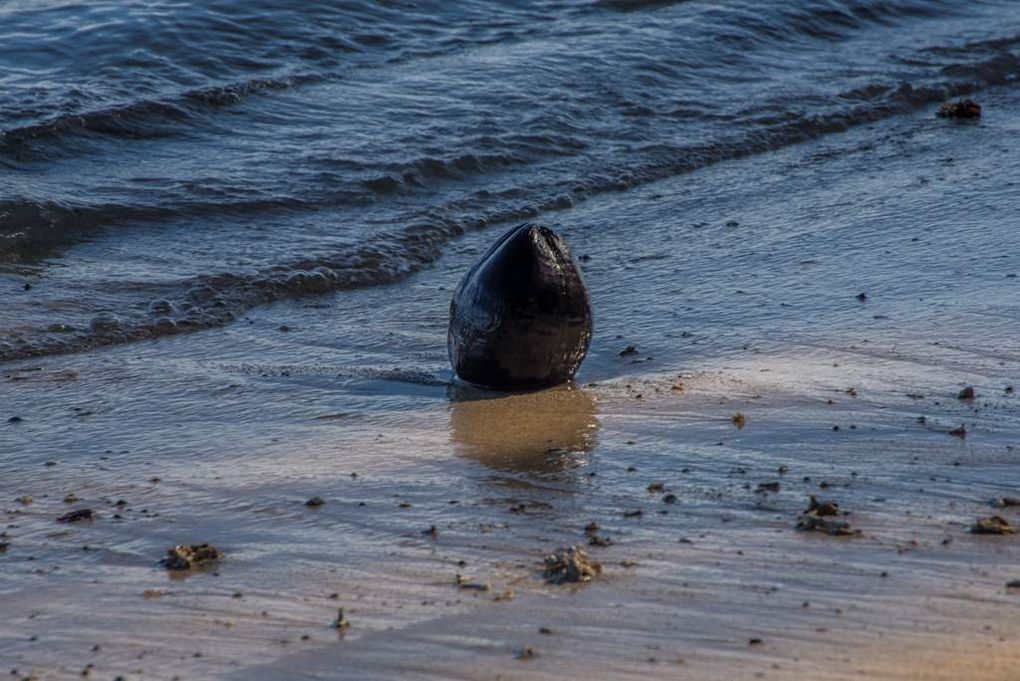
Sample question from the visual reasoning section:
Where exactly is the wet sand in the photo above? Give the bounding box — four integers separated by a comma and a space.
3, 88, 1020, 680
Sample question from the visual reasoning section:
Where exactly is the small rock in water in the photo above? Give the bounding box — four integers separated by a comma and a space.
994, 497, 1020, 508
732, 412, 746, 428
161, 543, 221, 570
7, 416, 22, 423
647, 482, 665, 493
957, 386, 976, 400
89, 312, 120, 332
619, 345, 637, 357
971, 516, 1015, 535
1006, 580, 1020, 590
855, 292, 868, 302
937, 99, 981, 119
57, 509, 95, 523
305, 496, 325, 508
756, 482, 780, 494
542, 546, 602, 584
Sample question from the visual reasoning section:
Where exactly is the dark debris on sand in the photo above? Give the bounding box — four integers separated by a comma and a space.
796, 515, 859, 536
56, 509, 95, 523
806, 495, 840, 517
796, 496, 859, 536
971, 516, 1015, 535
542, 546, 602, 584
331, 608, 351, 632
161, 543, 222, 570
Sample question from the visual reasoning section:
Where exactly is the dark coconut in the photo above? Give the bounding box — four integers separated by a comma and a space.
448, 223, 593, 390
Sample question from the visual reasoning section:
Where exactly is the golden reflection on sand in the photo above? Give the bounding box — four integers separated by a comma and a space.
448, 383, 599, 475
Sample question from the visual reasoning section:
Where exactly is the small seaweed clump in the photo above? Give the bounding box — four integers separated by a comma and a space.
971, 516, 1015, 535
331, 608, 351, 632
937, 99, 981, 119
796, 496, 859, 536
542, 546, 602, 584
161, 543, 221, 570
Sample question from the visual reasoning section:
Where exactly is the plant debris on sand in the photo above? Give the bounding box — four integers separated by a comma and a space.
161, 543, 222, 570
971, 516, 1015, 535
806, 495, 840, 516
331, 608, 351, 633
57, 509, 95, 523
796, 515, 859, 536
796, 496, 859, 536
542, 546, 602, 584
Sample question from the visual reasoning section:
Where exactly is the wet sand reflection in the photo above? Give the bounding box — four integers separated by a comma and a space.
448, 383, 600, 477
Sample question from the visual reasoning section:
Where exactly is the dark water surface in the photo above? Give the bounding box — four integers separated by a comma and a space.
2, 0, 1019, 361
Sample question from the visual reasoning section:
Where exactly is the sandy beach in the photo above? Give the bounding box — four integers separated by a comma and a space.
3, 76, 1020, 681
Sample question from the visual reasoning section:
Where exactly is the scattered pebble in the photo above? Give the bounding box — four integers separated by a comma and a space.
517, 646, 536, 660
957, 386, 976, 400
647, 482, 665, 493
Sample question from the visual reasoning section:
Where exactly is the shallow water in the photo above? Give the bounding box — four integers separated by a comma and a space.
2, 80, 1019, 678
2, 0, 1020, 360
2, 2, 1020, 679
